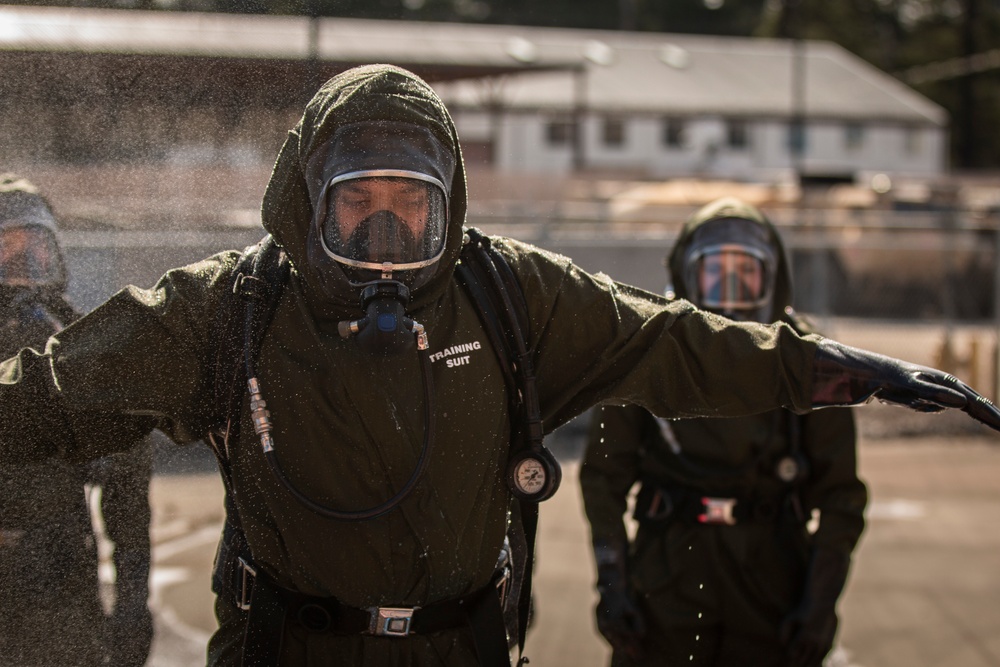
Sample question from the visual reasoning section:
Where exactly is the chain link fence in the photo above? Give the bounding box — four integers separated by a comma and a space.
49, 186, 1000, 438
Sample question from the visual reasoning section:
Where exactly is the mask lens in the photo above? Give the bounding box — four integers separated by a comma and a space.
0, 225, 60, 288
321, 176, 446, 270
695, 246, 766, 311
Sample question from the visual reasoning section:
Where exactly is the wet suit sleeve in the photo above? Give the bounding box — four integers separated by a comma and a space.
0, 251, 240, 465
493, 239, 819, 430
580, 404, 649, 549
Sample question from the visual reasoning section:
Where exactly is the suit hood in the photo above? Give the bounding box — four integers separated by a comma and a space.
261, 64, 467, 315
0, 173, 67, 294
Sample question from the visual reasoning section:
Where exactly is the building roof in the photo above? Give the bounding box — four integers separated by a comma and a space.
0, 4, 579, 81
0, 4, 945, 124
433, 28, 947, 125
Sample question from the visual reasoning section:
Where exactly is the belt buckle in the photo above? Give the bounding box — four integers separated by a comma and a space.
237, 557, 257, 611
699, 497, 737, 525
369, 606, 417, 637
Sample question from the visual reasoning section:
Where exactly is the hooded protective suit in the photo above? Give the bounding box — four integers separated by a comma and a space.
581, 199, 867, 666
0, 67, 989, 666
0, 174, 153, 667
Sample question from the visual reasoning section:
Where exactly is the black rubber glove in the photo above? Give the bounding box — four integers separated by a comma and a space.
812, 339, 1000, 431
780, 548, 850, 667
593, 538, 646, 661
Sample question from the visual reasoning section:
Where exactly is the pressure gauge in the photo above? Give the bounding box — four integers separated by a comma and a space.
774, 453, 809, 484
775, 456, 799, 483
514, 457, 546, 495
507, 449, 562, 502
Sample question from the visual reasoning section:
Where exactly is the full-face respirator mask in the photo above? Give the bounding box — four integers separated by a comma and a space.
680, 218, 778, 323
0, 191, 66, 298
316, 170, 447, 355
307, 122, 454, 356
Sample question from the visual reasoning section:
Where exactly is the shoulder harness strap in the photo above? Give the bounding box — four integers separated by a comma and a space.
211, 235, 290, 464
208, 235, 290, 595
455, 227, 550, 661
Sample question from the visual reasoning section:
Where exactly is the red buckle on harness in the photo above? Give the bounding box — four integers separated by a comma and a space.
698, 497, 738, 525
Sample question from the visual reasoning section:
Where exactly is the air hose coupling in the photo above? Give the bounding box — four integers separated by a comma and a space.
247, 377, 275, 453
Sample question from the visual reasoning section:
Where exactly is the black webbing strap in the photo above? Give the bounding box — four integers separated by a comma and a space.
456, 258, 519, 404
209, 234, 289, 483
208, 241, 266, 599
456, 228, 542, 662
205, 235, 290, 666
514, 502, 538, 660
241, 567, 286, 666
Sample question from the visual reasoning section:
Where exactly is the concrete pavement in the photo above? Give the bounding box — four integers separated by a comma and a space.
143, 431, 1000, 667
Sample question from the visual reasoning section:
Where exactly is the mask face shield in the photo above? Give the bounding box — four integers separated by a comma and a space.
687, 243, 772, 317
315, 171, 448, 281
0, 225, 63, 289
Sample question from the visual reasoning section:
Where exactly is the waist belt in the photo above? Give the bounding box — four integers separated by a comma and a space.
235, 558, 511, 667
635, 481, 790, 526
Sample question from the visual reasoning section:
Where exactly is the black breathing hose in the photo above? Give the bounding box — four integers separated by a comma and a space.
244, 295, 436, 521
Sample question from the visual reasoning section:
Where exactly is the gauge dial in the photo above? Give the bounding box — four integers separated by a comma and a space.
513, 457, 546, 496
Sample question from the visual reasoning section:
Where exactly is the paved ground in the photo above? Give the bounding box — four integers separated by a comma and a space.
141, 429, 1000, 667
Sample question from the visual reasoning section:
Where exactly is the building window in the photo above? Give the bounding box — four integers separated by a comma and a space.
787, 121, 807, 156
602, 117, 625, 147
662, 117, 685, 148
726, 119, 749, 150
546, 117, 575, 146
904, 125, 922, 155
844, 122, 865, 150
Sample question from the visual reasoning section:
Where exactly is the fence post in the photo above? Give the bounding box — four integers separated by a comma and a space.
993, 224, 1000, 402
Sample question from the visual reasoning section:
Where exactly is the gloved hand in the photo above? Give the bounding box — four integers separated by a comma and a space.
593, 538, 646, 661
812, 339, 1000, 431
780, 548, 850, 667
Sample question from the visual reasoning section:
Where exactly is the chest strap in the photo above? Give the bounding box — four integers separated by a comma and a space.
635, 481, 800, 526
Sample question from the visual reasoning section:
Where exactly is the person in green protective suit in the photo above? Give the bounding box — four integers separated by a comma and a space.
0, 65, 997, 667
580, 197, 867, 667
0, 174, 153, 667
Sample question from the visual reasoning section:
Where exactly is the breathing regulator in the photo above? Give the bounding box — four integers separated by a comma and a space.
338, 280, 428, 356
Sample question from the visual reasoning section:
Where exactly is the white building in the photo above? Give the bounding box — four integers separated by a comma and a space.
0, 4, 947, 188
431, 28, 948, 184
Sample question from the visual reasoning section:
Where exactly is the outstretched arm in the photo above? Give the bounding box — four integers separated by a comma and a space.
0, 252, 239, 465
494, 239, 1000, 434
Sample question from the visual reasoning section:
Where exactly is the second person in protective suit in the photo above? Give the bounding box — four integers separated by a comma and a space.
581, 197, 867, 667
0, 173, 154, 667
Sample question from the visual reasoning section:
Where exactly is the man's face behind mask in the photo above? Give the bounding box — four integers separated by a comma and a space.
319, 174, 448, 277
687, 243, 773, 321
696, 246, 765, 308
